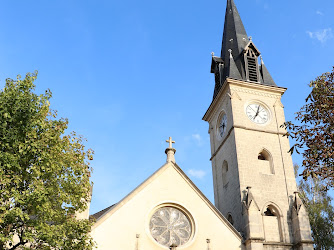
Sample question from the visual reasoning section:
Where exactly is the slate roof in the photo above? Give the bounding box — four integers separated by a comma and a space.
212, 0, 277, 99
260, 58, 276, 87
90, 204, 116, 221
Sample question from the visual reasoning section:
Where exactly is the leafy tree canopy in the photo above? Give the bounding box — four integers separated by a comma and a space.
284, 67, 334, 187
295, 165, 334, 249
0, 72, 95, 249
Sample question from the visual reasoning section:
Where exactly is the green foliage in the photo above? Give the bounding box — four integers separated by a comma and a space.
0, 72, 95, 249
295, 163, 334, 249
284, 67, 334, 187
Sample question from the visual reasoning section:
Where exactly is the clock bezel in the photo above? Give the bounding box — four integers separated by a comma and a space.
216, 110, 228, 139
244, 101, 271, 125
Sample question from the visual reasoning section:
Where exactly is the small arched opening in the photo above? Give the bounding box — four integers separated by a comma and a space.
227, 213, 234, 225
258, 149, 274, 174
263, 204, 282, 242
222, 161, 228, 187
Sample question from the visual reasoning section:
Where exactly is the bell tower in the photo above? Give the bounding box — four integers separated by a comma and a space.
203, 0, 313, 249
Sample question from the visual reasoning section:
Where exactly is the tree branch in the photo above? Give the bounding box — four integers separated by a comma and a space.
9, 240, 25, 250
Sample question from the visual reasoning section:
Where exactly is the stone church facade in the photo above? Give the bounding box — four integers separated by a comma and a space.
88, 0, 314, 249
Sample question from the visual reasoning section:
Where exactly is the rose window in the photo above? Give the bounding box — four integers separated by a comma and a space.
149, 206, 192, 247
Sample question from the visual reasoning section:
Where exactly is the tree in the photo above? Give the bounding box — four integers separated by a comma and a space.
0, 72, 95, 249
284, 67, 334, 187
294, 165, 334, 249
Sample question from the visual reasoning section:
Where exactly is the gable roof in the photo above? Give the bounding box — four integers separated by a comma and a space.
243, 41, 261, 56
91, 162, 242, 240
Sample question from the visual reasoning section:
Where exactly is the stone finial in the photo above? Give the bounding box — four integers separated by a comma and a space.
211, 52, 215, 57
260, 55, 264, 65
135, 234, 140, 250
294, 191, 302, 215
228, 49, 233, 58
165, 137, 176, 163
249, 36, 252, 41
245, 186, 258, 210
169, 243, 177, 250
206, 239, 211, 250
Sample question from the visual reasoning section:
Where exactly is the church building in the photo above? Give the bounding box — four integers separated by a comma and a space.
87, 0, 314, 249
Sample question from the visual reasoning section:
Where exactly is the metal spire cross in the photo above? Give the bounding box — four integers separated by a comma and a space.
166, 137, 175, 148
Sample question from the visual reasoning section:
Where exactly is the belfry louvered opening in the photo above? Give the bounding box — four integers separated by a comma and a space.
245, 49, 259, 82
247, 57, 257, 81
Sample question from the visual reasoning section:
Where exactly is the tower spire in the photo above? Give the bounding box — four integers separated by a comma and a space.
211, 0, 276, 99
221, 0, 249, 62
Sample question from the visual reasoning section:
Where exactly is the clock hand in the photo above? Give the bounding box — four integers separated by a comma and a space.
253, 105, 260, 119
249, 107, 257, 113
248, 107, 257, 119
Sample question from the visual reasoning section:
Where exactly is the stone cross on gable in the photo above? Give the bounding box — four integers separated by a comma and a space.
166, 137, 175, 148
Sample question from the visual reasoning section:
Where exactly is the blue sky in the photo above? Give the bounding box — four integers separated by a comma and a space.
0, 0, 333, 214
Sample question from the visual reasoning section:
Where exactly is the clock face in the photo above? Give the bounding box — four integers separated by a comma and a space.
219, 114, 227, 137
246, 103, 269, 124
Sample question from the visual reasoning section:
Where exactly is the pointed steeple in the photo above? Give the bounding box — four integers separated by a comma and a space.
221, 0, 249, 66
211, 0, 276, 99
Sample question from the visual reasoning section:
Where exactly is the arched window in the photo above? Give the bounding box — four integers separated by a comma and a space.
263, 204, 282, 242
227, 214, 234, 225
258, 149, 274, 174
222, 161, 228, 187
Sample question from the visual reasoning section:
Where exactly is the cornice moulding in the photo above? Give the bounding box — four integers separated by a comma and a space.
203, 78, 286, 122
